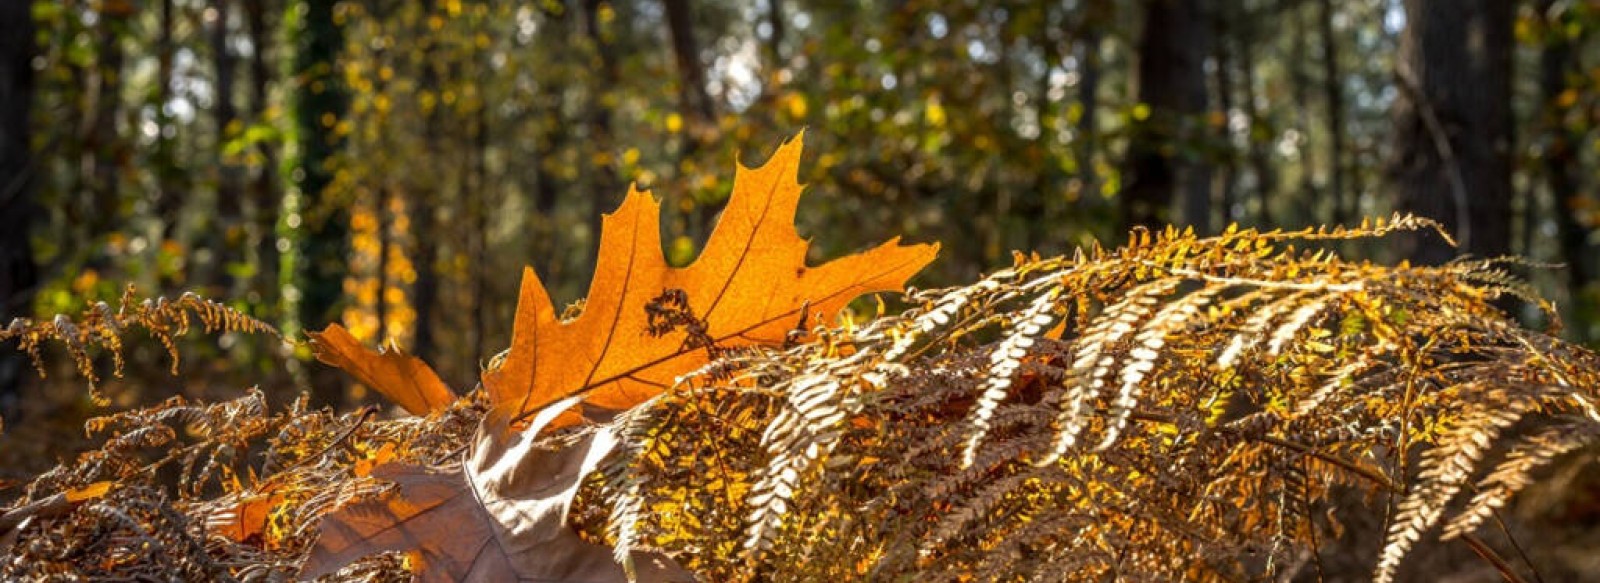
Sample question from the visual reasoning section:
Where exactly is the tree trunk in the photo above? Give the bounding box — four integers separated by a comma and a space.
765, 0, 786, 66
1539, 1, 1590, 294
411, 0, 442, 365
295, 0, 351, 403
664, 0, 715, 127
0, 0, 38, 417
1286, 3, 1315, 226
1237, 8, 1274, 226
582, 0, 622, 287
1317, 0, 1347, 225
1075, 0, 1107, 210
472, 105, 490, 378
244, 0, 280, 317
514, 1, 570, 306
211, 0, 244, 292
663, 0, 719, 242
529, 68, 566, 283
1211, 0, 1237, 227
1389, 0, 1513, 264
79, 4, 129, 246
1121, 0, 1210, 233
155, 0, 183, 243
1024, 4, 1060, 255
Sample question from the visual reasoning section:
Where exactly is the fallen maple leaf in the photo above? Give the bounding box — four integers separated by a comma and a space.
485, 132, 938, 426
303, 398, 694, 582
308, 323, 456, 415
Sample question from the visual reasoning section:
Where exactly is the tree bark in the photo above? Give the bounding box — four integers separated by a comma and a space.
211, 0, 244, 292
78, 4, 130, 245
664, 0, 715, 127
0, 0, 38, 417
582, 0, 622, 287
472, 105, 490, 377
1237, 7, 1274, 226
1211, 0, 1237, 226
1390, 0, 1513, 264
155, 0, 183, 242
765, 0, 786, 66
1075, 0, 1107, 209
1121, 0, 1210, 233
1317, 0, 1347, 225
295, 0, 351, 403
411, 0, 443, 365
1539, 0, 1590, 293
243, 0, 280, 313
663, 0, 720, 241
1286, 2, 1315, 226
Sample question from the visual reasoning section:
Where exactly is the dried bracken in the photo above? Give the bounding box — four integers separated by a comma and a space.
1, 389, 484, 582
600, 215, 1600, 582
6, 216, 1600, 582
0, 285, 280, 405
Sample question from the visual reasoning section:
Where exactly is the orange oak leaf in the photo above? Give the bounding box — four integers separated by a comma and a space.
308, 323, 456, 415
484, 132, 938, 425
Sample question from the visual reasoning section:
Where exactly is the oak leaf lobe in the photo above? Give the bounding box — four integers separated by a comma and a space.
484, 133, 938, 426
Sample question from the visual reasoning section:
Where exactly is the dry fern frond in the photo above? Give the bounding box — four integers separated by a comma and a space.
0, 285, 281, 404
10, 215, 1600, 583
1440, 420, 1600, 541
597, 215, 1600, 582
2, 387, 486, 582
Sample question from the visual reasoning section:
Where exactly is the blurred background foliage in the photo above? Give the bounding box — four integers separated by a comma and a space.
6, 0, 1600, 525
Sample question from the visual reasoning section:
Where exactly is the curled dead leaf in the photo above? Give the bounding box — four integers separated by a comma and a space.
308, 323, 456, 416
206, 484, 288, 548
302, 397, 695, 582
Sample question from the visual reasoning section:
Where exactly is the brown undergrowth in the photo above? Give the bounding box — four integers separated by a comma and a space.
5, 216, 1600, 582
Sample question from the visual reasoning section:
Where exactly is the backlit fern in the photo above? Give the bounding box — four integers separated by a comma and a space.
0, 285, 280, 404
601, 214, 1600, 582
6, 216, 1600, 581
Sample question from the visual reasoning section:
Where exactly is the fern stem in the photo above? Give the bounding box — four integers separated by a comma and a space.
1459, 532, 1532, 583
1119, 407, 1401, 492
1126, 408, 1537, 583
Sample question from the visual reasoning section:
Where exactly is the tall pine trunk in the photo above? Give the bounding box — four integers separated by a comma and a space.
1237, 8, 1274, 226
664, 0, 719, 242
1390, 0, 1513, 264
582, 0, 622, 286
0, 0, 38, 417
1121, 0, 1210, 233
155, 0, 183, 244
1075, 0, 1106, 211
211, 0, 244, 293
295, 0, 351, 403
1539, 1, 1590, 295
244, 0, 280, 317
79, 5, 128, 247
1317, 0, 1347, 225
411, 0, 443, 366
